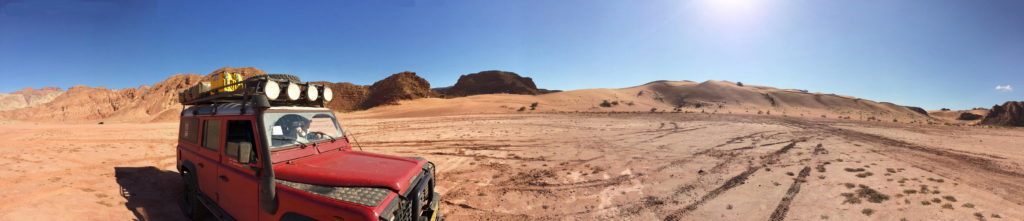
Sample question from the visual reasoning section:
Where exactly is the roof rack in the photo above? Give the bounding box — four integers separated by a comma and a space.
178, 75, 333, 107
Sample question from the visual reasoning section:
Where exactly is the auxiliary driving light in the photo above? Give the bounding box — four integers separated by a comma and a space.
322, 86, 333, 102
286, 82, 301, 101
263, 80, 281, 100
306, 85, 319, 101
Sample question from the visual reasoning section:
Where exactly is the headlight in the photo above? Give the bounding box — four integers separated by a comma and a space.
276, 180, 390, 207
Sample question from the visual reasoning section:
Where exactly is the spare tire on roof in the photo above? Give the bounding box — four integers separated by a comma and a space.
249, 74, 301, 83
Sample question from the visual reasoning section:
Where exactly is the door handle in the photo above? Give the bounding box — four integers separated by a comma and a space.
198, 163, 205, 168
219, 175, 229, 182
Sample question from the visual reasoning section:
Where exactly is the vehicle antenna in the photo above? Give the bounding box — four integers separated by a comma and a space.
349, 131, 364, 151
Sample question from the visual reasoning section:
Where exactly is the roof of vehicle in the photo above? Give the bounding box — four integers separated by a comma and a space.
181, 103, 331, 117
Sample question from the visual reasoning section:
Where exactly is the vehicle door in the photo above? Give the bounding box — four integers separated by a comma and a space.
218, 118, 261, 221
197, 118, 224, 201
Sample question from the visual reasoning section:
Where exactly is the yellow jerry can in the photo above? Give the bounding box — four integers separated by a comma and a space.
211, 71, 244, 93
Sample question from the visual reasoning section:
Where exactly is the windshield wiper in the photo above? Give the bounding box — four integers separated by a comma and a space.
273, 137, 307, 148
310, 131, 337, 143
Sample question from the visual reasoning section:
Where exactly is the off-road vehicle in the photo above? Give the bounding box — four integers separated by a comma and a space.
176, 73, 442, 221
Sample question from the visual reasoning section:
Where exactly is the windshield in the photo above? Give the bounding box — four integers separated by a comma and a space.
262, 111, 344, 149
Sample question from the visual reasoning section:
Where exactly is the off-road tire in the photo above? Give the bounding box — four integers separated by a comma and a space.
249, 74, 301, 83
180, 171, 209, 220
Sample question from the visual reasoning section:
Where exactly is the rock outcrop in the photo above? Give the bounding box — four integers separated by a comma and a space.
979, 101, 1024, 127
311, 81, 370, 112
443, 70, 542, 97
956, 112, 983, 121
362, 72, 438, 108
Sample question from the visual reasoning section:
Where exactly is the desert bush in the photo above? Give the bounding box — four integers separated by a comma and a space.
841, 193, 861, 204
942, 195, 957, 202
856, 186, 890, 203
517, 106, 526, 112
844, 168, 866, 172
962, 203, 975, 208
737, 82, 744, 87
530, 102, 538, 110
856, 172, 874, 178
921, 201, 932, 205
861, 208, 874, 216
941, 203, 954, 209
903, 189, 917, 194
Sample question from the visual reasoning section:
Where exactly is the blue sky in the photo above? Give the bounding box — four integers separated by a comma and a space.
1, 0, 1021, 110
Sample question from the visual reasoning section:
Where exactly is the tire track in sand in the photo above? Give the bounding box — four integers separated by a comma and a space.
768, 166, 811, 221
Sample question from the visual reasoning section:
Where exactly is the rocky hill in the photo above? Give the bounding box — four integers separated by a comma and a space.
0, 67, 264, 122
443, 70, 543, 97
0, 87, 64, 111
312, 81, 370, 112
360, 71, 438, 108
979, 101, 1024, 127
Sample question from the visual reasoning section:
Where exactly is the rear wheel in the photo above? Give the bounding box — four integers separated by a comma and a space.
180, 170, 209, 220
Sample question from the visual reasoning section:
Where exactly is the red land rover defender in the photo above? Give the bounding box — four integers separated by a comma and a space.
176, 74, 441, 221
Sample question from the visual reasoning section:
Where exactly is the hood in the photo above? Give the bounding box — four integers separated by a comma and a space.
274, 150, 424, 193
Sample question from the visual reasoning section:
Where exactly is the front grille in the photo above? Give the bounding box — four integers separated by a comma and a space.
394, 198, 413, 221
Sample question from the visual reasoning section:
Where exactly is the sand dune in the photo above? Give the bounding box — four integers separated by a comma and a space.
349, 80, 933, 125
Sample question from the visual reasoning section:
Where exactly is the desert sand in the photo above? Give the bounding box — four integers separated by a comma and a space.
0, 111, 1021, 220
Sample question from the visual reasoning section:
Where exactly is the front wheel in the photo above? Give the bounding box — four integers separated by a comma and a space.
180, 171, 209, 220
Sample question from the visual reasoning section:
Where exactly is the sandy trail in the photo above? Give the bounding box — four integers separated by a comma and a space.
0, 113, 1021, 220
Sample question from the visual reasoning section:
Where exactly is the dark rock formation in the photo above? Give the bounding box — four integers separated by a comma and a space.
443, 70, 542, 97
979, 101, 1024, 127
904, 106, 928, 116
956, 112, 983, 121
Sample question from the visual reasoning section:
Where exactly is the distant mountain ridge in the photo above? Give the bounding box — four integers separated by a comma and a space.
0, 87, 63, 111
1, 67, 1018, 127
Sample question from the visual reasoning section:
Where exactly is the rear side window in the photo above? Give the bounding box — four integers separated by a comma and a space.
202, 119, 222, 151
179, 118, 199, 143
225, 120, 255, 161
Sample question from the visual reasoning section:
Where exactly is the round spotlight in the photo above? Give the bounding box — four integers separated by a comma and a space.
322, 86, 333, 102
286, 82, 301, 101
263, 80, 281, 100
306, 85, 319, 102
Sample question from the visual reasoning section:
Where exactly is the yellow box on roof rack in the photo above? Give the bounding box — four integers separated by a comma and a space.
211, 71, 244, 93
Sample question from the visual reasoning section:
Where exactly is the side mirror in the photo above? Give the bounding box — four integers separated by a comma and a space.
239, 142, 253, 164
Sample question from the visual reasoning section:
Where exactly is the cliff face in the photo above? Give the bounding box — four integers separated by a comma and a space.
443, 70, 542, 97
980, 101, 1024, 127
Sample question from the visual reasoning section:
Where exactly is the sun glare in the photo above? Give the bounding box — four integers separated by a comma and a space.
696, 0, 765, 25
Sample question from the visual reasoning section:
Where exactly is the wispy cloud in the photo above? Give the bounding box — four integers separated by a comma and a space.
995, 85, 1013, 92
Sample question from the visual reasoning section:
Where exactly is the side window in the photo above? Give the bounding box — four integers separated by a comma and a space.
202, 119, 222, 151
179, 117, 199, 143
225, 120, 256, 162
